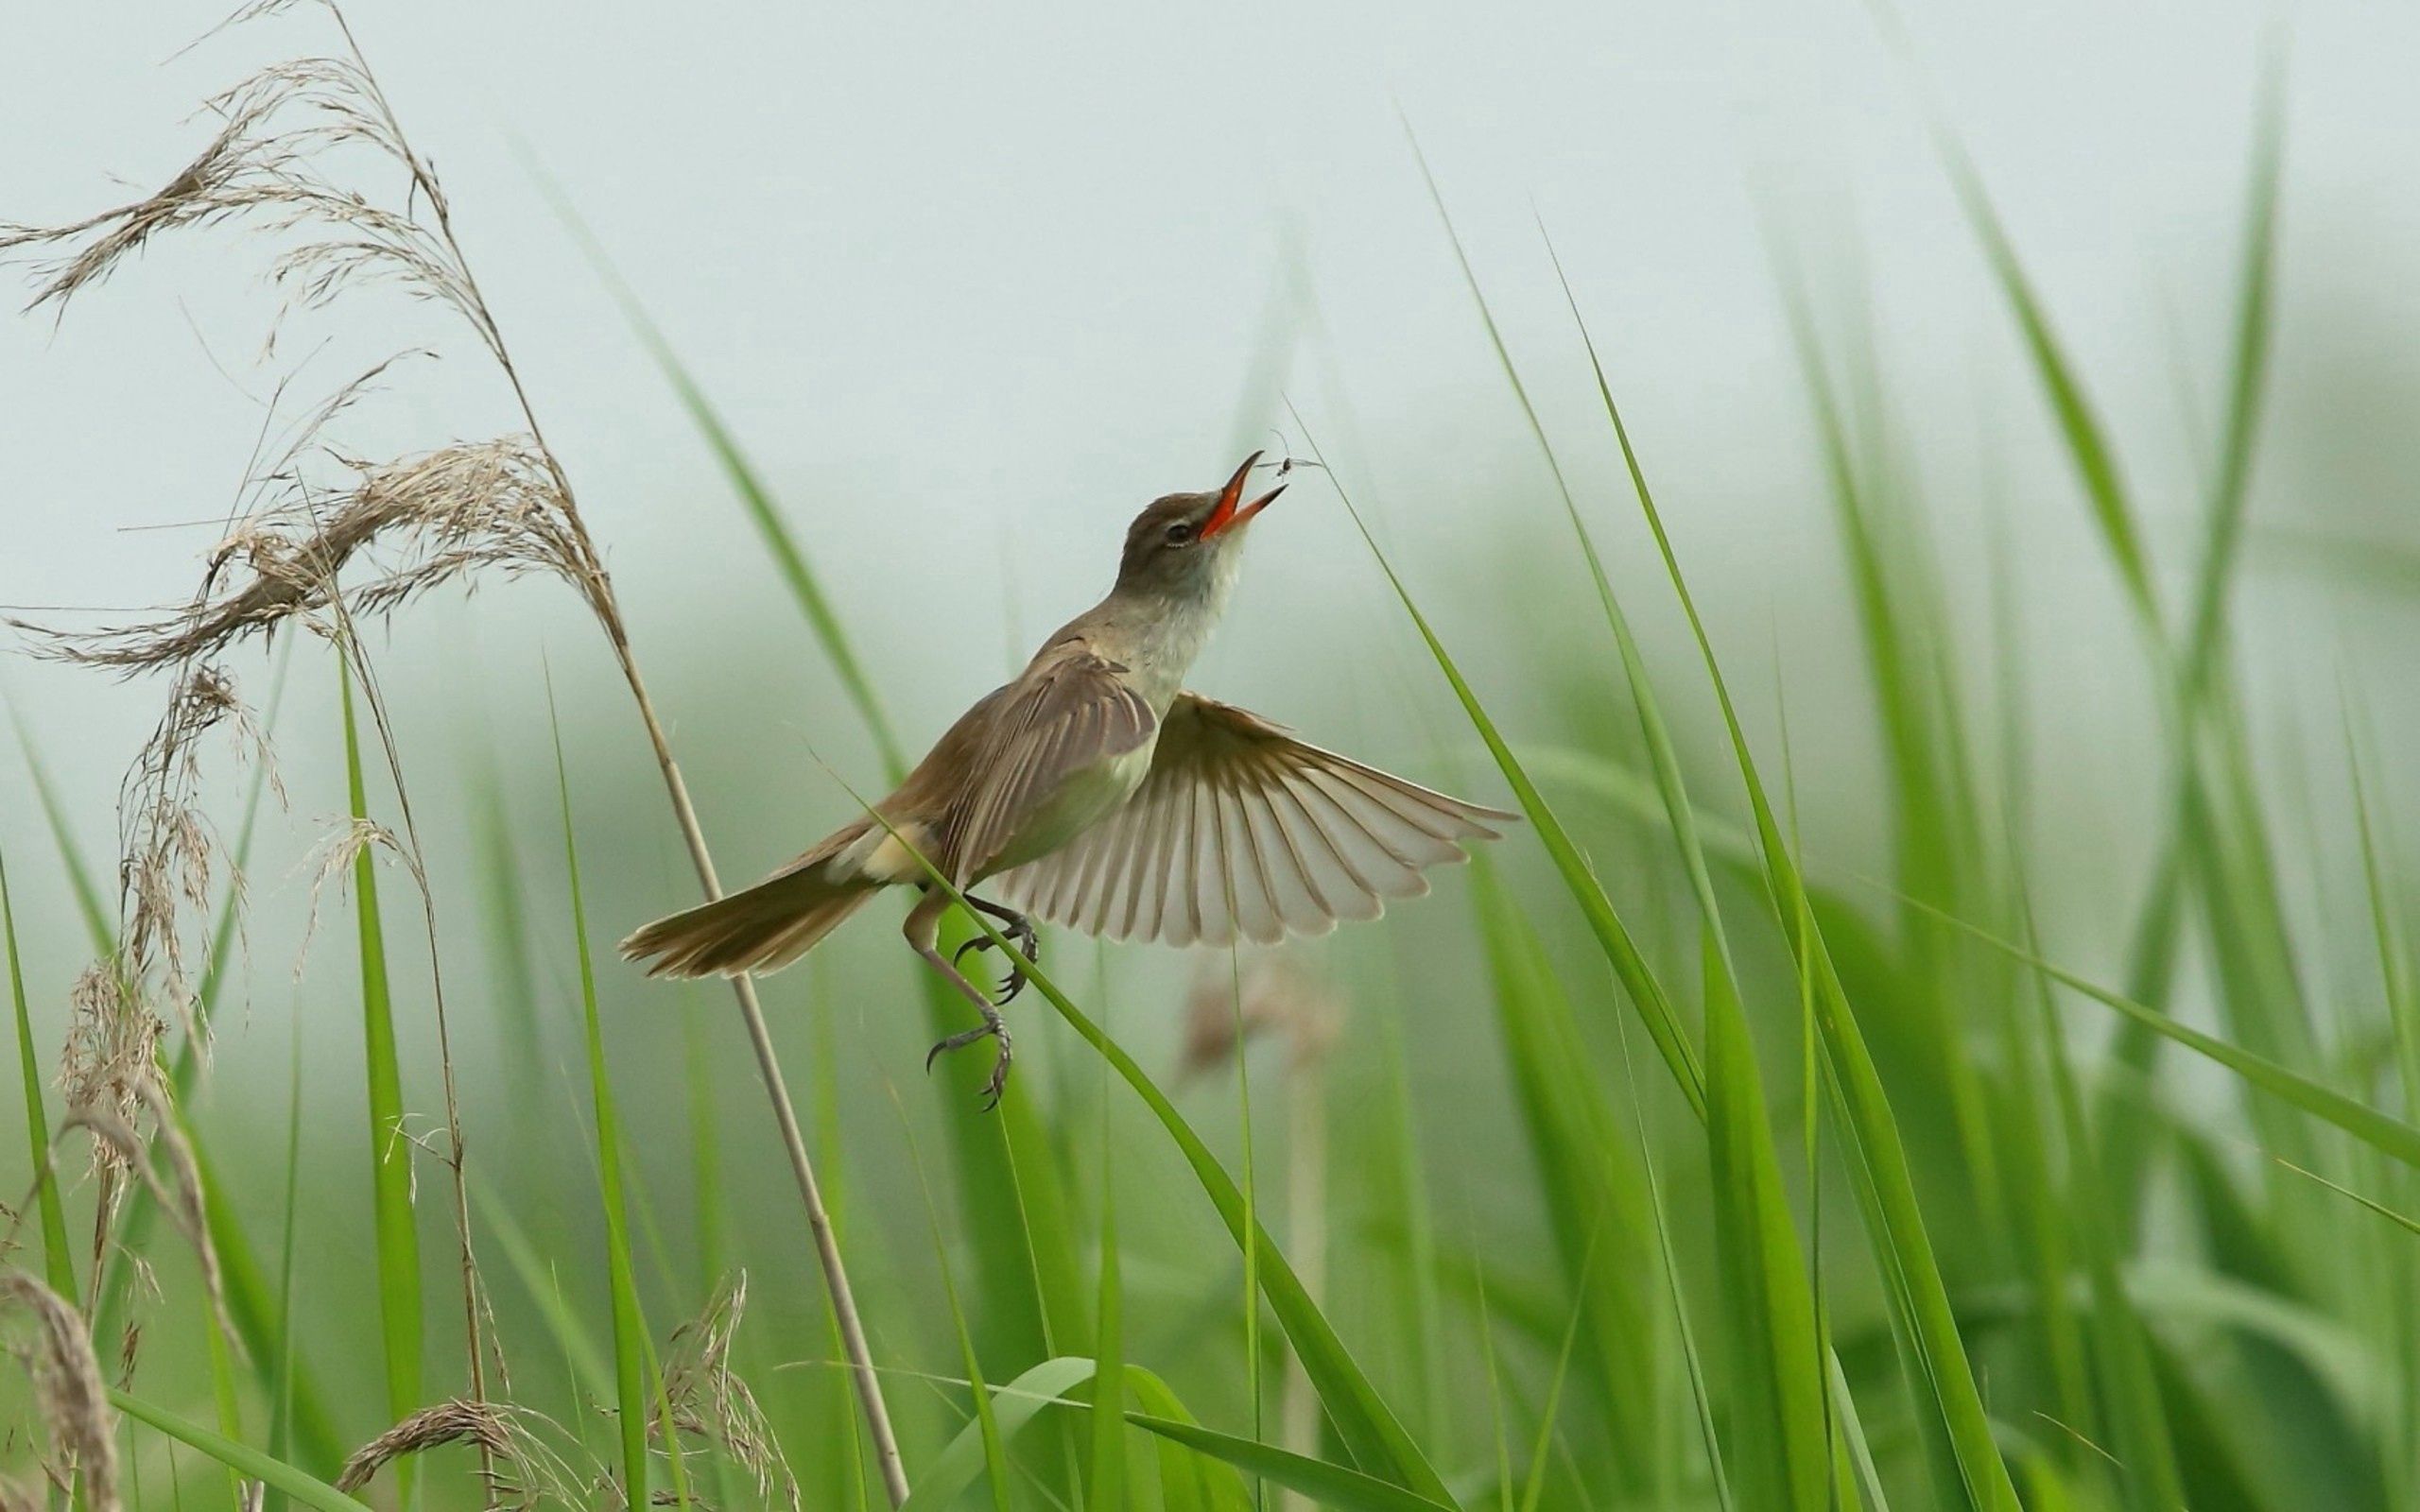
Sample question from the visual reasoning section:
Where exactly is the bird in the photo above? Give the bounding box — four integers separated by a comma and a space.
620, 453, 1515, 1106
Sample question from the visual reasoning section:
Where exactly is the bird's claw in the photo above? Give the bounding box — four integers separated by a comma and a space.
952, 919, 1039, 1005
925, 1014, 1014, 1110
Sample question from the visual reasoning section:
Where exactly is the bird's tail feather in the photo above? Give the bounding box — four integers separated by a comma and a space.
620, 827, 879, 979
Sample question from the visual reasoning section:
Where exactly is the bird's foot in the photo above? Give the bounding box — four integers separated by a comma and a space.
925, 1006, 1014, 1110
952, 910, 1040, 1005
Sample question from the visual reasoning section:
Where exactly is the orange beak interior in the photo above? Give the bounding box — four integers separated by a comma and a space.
1201, 450, 1286, 540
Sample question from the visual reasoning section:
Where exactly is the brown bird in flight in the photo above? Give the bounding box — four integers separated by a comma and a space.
621, 454, 1514, 1104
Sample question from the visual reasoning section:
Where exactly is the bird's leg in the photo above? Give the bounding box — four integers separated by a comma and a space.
953, 893, 1040, 1004
906, 889, 1013, 1109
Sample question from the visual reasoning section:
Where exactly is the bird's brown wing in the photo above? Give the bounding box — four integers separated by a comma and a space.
936, 649, 1158, 885
995, 693, 1514, 947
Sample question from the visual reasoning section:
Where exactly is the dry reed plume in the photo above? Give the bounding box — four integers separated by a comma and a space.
3, 0, 908, 1499
0, 1272, 120, 1510
334, 1398, 587, 1508
653, 1274, 799, 1510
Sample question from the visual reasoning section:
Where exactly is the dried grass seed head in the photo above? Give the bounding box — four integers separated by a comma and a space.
0, 1271, 121, 1512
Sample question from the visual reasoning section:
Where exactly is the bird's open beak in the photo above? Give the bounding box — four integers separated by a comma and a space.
1201, 451, 1286, 541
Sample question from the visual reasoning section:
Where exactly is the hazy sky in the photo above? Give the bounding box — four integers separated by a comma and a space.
5, 1, 2415, 961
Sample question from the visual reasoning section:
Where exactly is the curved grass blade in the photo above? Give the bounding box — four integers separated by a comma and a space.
545, 192, 904, 781
111, 1390, 372, 1512
900, 1357, 1094, 1512
2010, 889, 2186, 1510
339, 657, 424, 1488
1614, 1015, 1737, 1512
1126, 1417, 1456, 1512
1286, 410, 1707, 1124
907, 1355, 1416, 1512
1090, 1067, 1127, 1510
549, 694, 654, 1508
1550, 291, 2021, 1510
1701, 936, 1829, 1512
1911, 896, 2420, 1171
1, 843, 75, 1298
1468, 864, 1658, 1475
9, 713, 113, 953
268, 1013, 306, 1512
1934, 138, 2154, 623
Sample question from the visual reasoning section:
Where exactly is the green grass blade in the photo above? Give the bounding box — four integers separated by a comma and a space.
1227, 960, 1267, 1506
1468, 864, 1657, 1475
1089, 1070, 1127, 1510
1552, 307, 2021, 1509
2177, 66, 2287, 706
470, 1177, 614, 1404
903, 1105, 1013, 1512
1026, 967, 1443, 1495
338, 656, 424, 1486
1515, 1245, 1594, 1512
1474, 1251, 1514, 1512
1, 843, 76, 1298
1288, 411, 1707, 1123
1916, 898, 2420, 1170
551, 198, 907, 782
902, 1357, 1096, 1512
111, 1390, 373, 1512
268, 1013, 305, 1512
1616, 1019, 1737, 1512
1123, 1417, 1457, 1512
1935, 139, 2156, 625
10, 713, 114, 954
906, 1355, 1433, 1512
550, 694, 654, 1509
2011, 889, 2186, 1510
1701, 935, 1829, 1512
469, 758, 550, 1149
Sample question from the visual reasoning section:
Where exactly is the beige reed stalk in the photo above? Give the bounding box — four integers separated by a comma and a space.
0, 7, 911, 1497
314, 11, 912, 1495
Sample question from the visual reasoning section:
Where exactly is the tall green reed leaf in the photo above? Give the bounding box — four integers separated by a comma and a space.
0, 844, 75, 1298
1468, 864, 1657, 1476
2009, 887, 2186, 1510
901, 1103, 1014, 1512
1935, 144, 2154, 623
268, 1013, 306, 1512
1615, 1019, 1737, 1512
339, 656, 424, 1494
548, 196, 904, 779
901, 1357, 1253, 1512
1287, 406, 1706, 1123
1701, 936, 1829, 1512
1911, 898, 2420, 1171
9, 714, 114, 953
112, 1390, 372, 1512
1090, 1060, 1128, 1510
1549, 293, 2022, 1510
550, 695, 655, 1509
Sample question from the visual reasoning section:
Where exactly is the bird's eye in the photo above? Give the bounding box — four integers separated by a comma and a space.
1165, 522, 1196, 546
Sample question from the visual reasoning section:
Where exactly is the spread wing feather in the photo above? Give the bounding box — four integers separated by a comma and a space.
937, 651, 1156, 884
997, 693, 1514, 947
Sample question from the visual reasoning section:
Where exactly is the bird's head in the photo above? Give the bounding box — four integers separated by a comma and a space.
1114, 452, 1286, 601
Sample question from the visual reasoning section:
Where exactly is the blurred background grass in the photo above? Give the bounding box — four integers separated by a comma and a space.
8, 2, 2420, 1508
